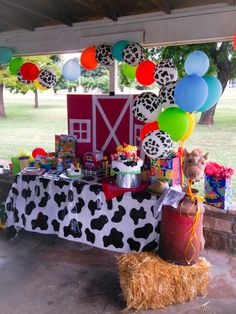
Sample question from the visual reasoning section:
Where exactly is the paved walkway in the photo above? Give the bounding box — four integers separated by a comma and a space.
0, 230, 236, 314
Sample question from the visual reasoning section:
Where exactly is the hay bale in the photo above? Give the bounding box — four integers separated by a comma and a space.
118, 252, 211, 311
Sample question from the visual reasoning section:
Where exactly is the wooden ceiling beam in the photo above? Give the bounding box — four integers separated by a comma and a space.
0, 10, 35, 31
150, 0, 171, 14
73, 0, 118, 21
0, 0, 73, 27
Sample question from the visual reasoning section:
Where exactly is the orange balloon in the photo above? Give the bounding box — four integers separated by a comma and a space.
140, 121, 159, 141
80, 46, 98, 70
136, 60, 156, 86
234, 35, 236, 50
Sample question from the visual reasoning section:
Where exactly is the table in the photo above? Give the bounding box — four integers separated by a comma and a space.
5, 175, 161, 253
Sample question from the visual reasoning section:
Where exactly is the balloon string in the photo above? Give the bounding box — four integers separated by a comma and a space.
179, 141, 184, 187
184, 201, 201, 265
184, 180, 204, 264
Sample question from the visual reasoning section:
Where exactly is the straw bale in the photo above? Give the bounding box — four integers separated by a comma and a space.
118, 252, 211, 311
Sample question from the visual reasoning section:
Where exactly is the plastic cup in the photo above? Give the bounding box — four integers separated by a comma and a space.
11, 156, 20, 175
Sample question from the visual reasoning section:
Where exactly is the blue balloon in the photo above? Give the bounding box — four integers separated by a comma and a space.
0, 46, 13, 64
198, 76, 222, 112
174, 75, 208, 112
184, 50, 209, 76
112, 40, 129, 61
62, 59, 81, 81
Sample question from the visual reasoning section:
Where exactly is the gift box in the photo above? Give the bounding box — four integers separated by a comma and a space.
204, 174, 233, 210
150, 157, 183, 186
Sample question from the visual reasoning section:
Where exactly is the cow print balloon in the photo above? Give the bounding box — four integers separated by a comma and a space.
132, 92, 162, 123
159, 81, 178, 108
123, 42, 144, 66
38, 69, 57, 88
95, 44, 114, 67
154, 59, 178, 86
142, 130, 173, 159
17, 70, 33, 85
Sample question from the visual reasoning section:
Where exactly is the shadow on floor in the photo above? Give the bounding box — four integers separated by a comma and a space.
0, 230, 236, 314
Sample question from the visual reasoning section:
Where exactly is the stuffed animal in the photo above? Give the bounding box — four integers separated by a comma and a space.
183, 148, 209, 182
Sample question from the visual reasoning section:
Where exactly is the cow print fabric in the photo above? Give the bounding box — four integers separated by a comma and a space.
5, 174, 161, 253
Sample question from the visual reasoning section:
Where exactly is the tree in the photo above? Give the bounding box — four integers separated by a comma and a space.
155, 42, 236, 125
0, 55, 61, 117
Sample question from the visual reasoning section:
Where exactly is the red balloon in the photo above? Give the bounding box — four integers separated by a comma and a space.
32, 147, 47, 158
234, 35, 236, 50
136, 60, 156, 86
80, 46, 98, 70
20, 62, 40, 81
140, 121, 159, 141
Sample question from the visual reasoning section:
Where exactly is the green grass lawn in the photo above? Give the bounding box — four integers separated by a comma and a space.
0, 88, 236, 199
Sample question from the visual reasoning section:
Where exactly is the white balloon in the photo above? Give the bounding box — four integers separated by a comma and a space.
62, 59, 80, 82
142, 130, 173, 159
132, 92, 162, 123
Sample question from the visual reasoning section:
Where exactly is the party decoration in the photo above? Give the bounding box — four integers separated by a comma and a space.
158, 107, 190, 142
95, 44, 114, 67
0, 46, 13, 64
174, 75, 208, 112
17, 70, 34, 85
20, 62, 40, 81
38, 69, 57, 88
180, 113, 195, 143
80, 46, 98, 70
198, 76, 222, 112
132, 92, 162, 123
62, 59, 81, 82
159, 81, 177, 108
123, 42, 144, 66
32, 147, 47, 158
234, 35, 236, 50
136, 60, 155, 86
112, 40, 129, 61
184, 50, 209, 76
154, 59, 178, 86
34, 79, 48, 91
123, 63, 137, 79
9, 57, 24, 75
140, 121, 159, 141
142, 130, 173, 159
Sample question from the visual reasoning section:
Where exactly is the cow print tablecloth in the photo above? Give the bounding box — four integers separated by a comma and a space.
5, 175, 161, 253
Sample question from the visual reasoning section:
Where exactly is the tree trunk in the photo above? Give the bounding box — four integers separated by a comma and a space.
0, 84, 6, 118
198, 42, 231, 125
34, 89, 39, 108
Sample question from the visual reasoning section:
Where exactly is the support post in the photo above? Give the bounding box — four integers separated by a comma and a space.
109, 60, 118, 95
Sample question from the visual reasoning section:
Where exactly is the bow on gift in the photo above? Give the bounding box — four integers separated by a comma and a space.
205, 162, 234, 179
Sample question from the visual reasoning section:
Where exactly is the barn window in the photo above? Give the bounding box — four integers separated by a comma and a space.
69, 119, 91, 143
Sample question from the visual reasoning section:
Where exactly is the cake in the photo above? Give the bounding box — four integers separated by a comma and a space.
111, 143, 143, 175
67, 164, 82, 178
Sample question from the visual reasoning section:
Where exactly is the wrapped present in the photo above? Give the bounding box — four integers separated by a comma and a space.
150, 157, 183, 186
204, 162, 234, 210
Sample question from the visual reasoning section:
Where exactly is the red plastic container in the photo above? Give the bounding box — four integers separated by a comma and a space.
159, 195, 205, 265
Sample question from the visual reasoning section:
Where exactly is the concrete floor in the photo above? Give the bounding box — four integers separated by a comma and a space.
0, 231, 236, 314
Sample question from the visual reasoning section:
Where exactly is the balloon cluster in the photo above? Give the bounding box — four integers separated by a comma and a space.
0, 47, 57, 90
132, 50, 222, 160
0, 46, 57, 90
175, 51, 222, 112
80, 40, 145, 72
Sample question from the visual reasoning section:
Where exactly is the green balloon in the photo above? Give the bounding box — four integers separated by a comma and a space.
158, 107, 190, 142
123, 63, 137, 79
9, 57, 24, 75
